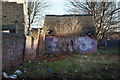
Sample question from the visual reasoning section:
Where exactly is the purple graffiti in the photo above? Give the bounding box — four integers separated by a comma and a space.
45, 36, 97, 54
50, 38, 59, 51
75, 37, 94, 51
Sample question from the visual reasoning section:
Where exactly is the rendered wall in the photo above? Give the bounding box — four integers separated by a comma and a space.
38, 33, 45, 55
24, 36, 38, 61
45, 36, 97, 54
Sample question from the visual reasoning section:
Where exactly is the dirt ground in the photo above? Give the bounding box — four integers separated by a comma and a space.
37, 54, 74, 62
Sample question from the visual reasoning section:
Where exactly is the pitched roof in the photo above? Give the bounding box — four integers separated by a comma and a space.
46, 14, 93, 17
44, 14, 96, 36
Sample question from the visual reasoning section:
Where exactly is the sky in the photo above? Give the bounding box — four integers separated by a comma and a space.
3, 0, 69, 27
3, 0, 120, 28
32, 0, 70, 28
2, 0, 69, 28
45, 0, 69, 15
3, 0, 69, 15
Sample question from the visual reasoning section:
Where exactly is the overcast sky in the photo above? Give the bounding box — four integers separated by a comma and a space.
45, 0, 69, 15
32, 0, 70, 28
2, 0, 120, 28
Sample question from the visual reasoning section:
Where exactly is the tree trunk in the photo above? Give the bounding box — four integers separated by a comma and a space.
27, 7, 31, 36
97, 34, 105, 48
28, 23, 31, 36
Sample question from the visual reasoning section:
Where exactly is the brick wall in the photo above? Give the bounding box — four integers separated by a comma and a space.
2, 2, 25, 35
38, 33, 45, 56
2, 33, 39, 70
2, 33, 25, 70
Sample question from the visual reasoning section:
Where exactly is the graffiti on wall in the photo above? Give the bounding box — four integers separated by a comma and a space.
45, 36, 97, 54
50, 38, 59, 52
75, 37, 95, 51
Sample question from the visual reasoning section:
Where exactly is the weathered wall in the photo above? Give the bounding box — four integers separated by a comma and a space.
24, 36, 38, 61
2, 33, 39, 70
2, 2, 25, 35
2, 33, 25, 70
45, 36, 97, 54
24, 33, 45, 61
38, 33, 45, 55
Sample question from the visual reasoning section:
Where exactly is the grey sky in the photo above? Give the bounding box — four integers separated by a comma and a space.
46, 0, 69, 15
32, 0, 69, 28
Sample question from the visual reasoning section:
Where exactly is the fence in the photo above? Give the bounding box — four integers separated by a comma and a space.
45, 36, 97, 54
98, 39, 120, 48
107, 39, 120, 48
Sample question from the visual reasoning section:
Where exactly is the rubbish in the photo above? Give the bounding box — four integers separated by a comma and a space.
45, 60, 47, 62
49, 69, 52, 72
89, 70, 91, 72
24, 71, 26, 73
75, 70, 78, 72
51, 58, 55, 59
85, 55, 87, 58
15, 70, 22, 75
97, 52, 100, 54
50, 55, 53, 57
24, 68, 27, 70
105, 67, 108, 70
23, 68, 27, 73
3, 72, 8, 78
67, 63, 70, 66
38, 62, 41, 64
112, 75, 115, 78
3, 72, 17, 79
81, 74, 86, 77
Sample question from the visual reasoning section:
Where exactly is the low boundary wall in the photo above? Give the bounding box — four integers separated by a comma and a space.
45, 36, 97, 54
24, 36, 38, 61
2, 33, 25, 70
2, 33, 39, 70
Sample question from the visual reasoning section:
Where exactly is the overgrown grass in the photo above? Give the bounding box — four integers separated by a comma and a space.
98, 47, 119, 54
4, 48, 120, 79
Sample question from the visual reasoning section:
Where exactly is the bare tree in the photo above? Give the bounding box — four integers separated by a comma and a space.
53, 17, 83, 54
27, 0, 49, 35
42, 25, 49, 35
55, 17, 82, 36
66, 0, 120, 48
